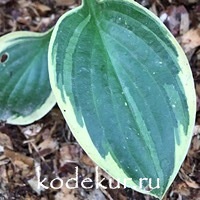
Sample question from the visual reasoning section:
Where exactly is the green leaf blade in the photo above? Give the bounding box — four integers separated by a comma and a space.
49, 0, 196, 198
0, 31, 56, 125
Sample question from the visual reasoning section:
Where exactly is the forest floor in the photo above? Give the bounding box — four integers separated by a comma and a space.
0, 0, 200, 199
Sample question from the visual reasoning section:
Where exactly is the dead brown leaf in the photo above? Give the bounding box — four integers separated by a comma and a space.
4, 147, 34, 168
196, 83, 200, 100
191, 135, 200, 153
0, 165, 8, 198
21, 123, 43, 138
0, 132, 13, 150
173, 182, 191, 197
193, 125, 200, 135
38, 138, 58, 157
55, 0, 76, 6
160, 5, 189, 36
179, 168, 200, 189
59, 144, 80, 166
80, 153, 95, 167
0, 154, 9, 165
33, 3, 51, 14
181, 28, 200, 53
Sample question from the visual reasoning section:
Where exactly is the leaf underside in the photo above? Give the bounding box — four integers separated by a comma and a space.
48, 0, 195, 198
0, 31, 56, 125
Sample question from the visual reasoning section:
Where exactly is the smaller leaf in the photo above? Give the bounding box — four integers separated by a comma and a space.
0, 30, 56, 125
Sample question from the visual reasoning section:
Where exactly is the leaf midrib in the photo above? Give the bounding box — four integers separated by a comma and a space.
4, 36, 49, 116
86, 1, 165, 180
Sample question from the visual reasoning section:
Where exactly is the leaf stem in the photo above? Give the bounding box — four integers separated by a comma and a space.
83, 0, 98, 10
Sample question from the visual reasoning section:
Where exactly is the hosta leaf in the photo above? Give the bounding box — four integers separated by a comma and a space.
48, 0, 196, 198
0, 30, 56, 125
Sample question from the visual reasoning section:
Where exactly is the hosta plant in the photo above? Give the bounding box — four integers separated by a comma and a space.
0, 0, 196, 199
0, 30, 56, 124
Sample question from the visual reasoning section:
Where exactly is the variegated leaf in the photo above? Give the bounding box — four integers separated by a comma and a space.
48, 0, 196, 198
